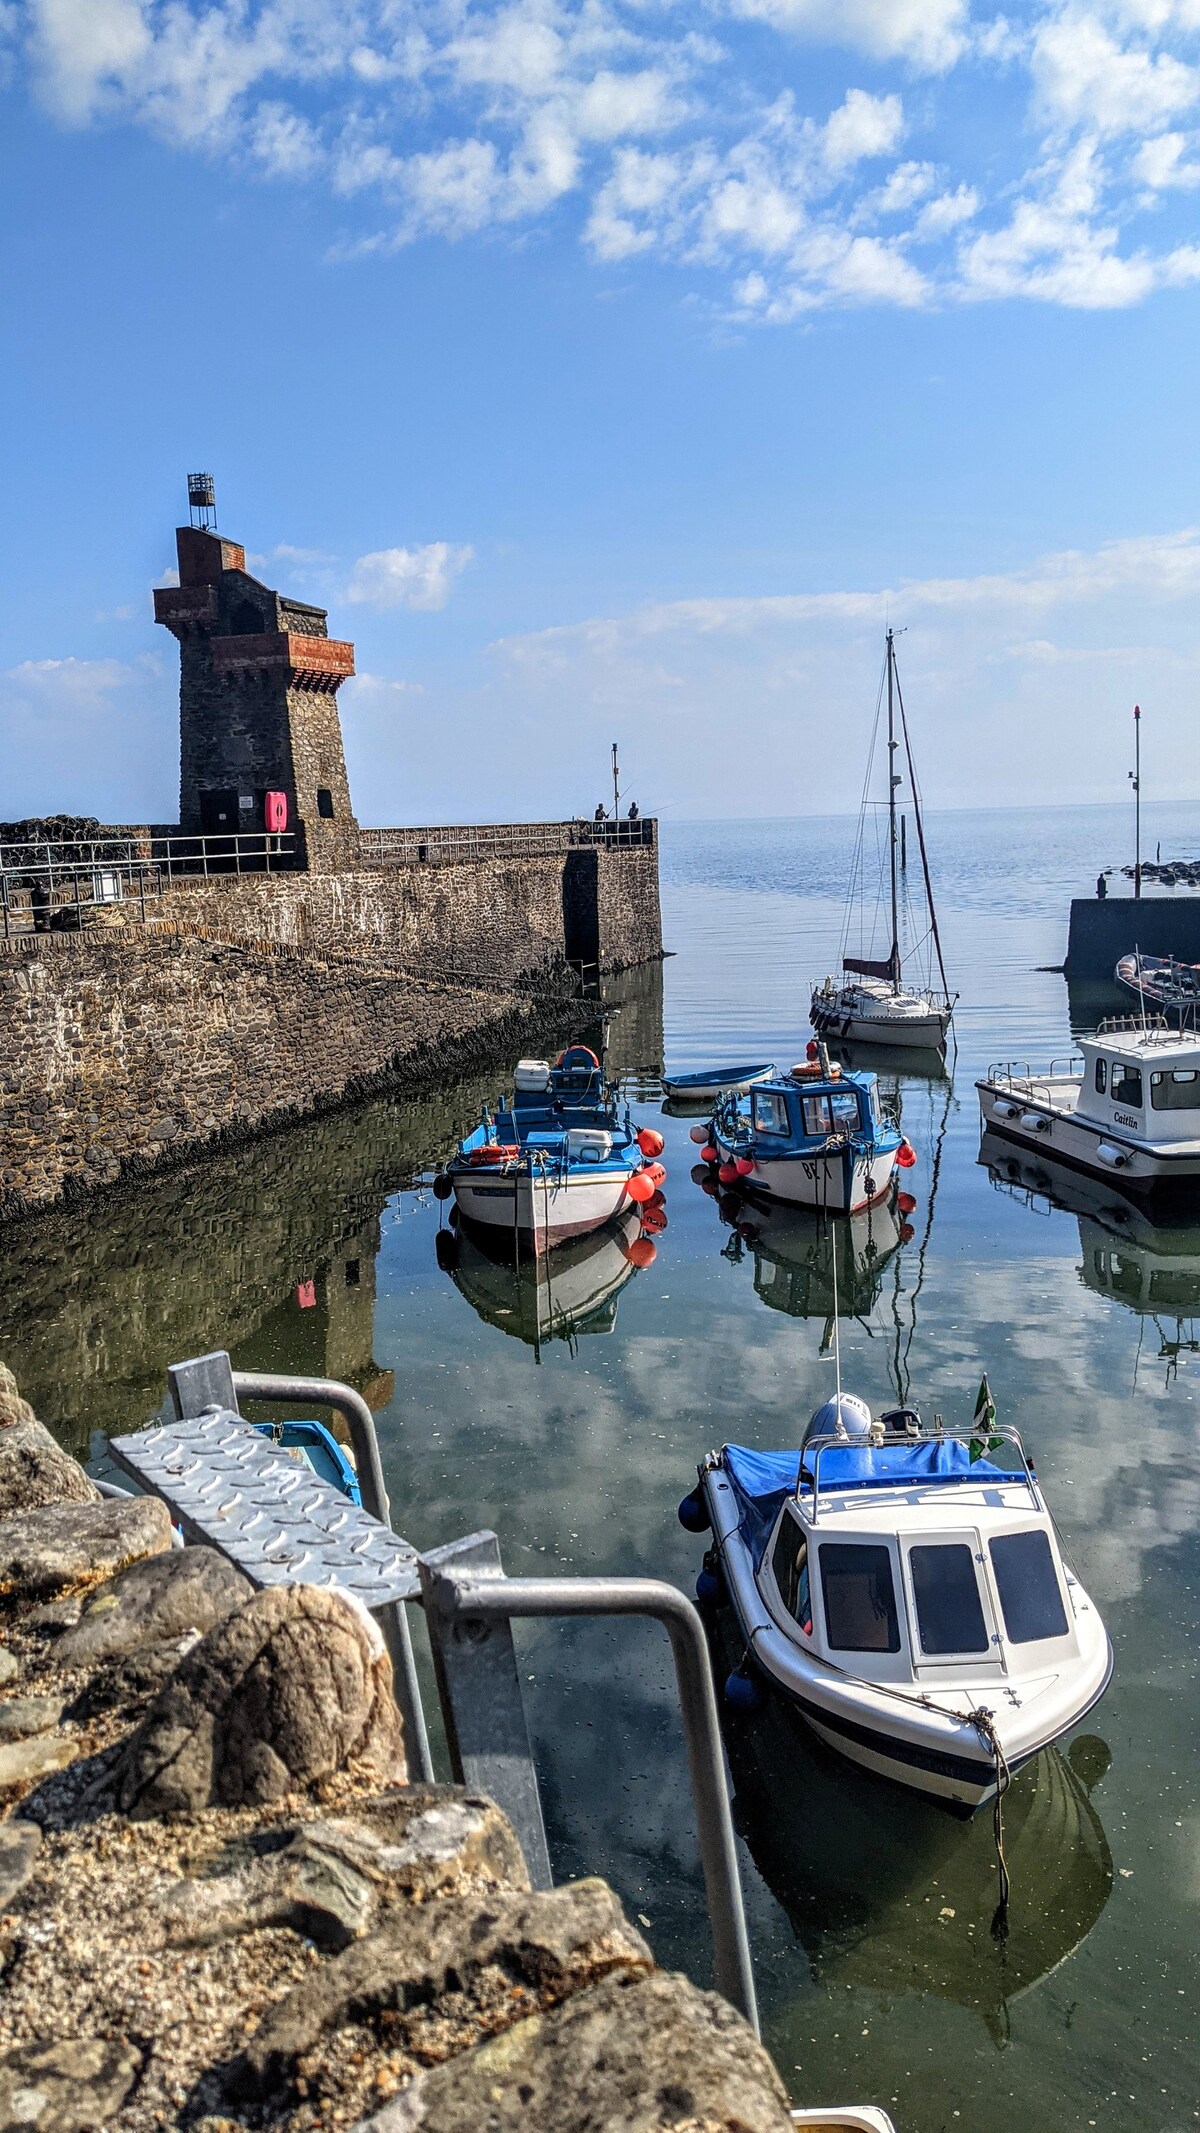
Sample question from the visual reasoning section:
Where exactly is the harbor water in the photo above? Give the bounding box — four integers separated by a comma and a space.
5, 800, 1199, 2133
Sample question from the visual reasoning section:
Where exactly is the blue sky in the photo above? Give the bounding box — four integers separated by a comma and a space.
3, 0, 1200, 825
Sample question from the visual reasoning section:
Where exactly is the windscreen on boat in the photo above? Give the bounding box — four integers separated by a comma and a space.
723, 1439, 1027, 1566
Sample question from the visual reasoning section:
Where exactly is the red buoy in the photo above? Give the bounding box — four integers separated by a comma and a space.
626, 1171, 655, 1204
642, 1206, 668, 1234
700, 1144, 719, 1165
645, 1161, 667, 1186
896, 1140, 917, 1169
689, 1124, 710, 1145
718, 1161, 740, 1186
806, 1039, 819, 1061
735, 1156, 755, 1177
637, 1127, 666, 1158
627, 1236, 657, 1268
897, 1190, 917, 1216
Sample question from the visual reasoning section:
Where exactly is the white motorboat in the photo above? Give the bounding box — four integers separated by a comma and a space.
811, 629, 954, 1051
977, 1016, 1200, 1199
681, 1396, 1110, 1809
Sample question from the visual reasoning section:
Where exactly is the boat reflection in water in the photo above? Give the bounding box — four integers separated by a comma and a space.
438, 1209, 649, 1357
706, 1188, 909, 1329
979, 1126, 1200, 1381
709, 1610, 1112, 2041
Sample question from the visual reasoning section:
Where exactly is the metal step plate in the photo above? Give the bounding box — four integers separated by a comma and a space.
109, 1409, 419, 1607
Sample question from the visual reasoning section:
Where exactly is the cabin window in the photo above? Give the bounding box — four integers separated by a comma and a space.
819, 1543, 900, 1653
771, 1517, 812, 1632
1151, 1069, 1200, 1111
752, 1088, 791, 1136
801, 1095, 832, 1137
830, 1088, 860, 1132
989, 1530, 1069, 1642
1094, 1058, 1107, 1094
909, 1544, 989, 1656
1110, 1063, 1143, 1108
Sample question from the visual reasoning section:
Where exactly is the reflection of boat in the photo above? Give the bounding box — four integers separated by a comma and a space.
980, 1127, 1200, 1374
710, 1606, 1112, 2037
662, 1063, 774, 1103
687, 1398, 1111, 1808
717, 1196, 906, 1324
249, 1419, 360, 1502
445, 1210, 645, 1352
811, 629, 954, 1051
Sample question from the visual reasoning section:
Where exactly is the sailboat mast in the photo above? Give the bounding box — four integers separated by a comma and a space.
886, 628, 900, 989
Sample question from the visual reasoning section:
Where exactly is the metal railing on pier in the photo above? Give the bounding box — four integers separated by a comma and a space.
0, 830, 298, 937
359, 818, 656, 866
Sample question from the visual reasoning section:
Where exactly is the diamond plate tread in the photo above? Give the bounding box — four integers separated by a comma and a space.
108, 1410, 419, 1606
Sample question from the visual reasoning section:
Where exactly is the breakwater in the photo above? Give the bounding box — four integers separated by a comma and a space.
1064, 892, 1200, 979
0, 1363, 788, 2132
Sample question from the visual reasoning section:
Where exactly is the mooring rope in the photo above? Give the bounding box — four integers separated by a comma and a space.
968, 1703, 1012, 1940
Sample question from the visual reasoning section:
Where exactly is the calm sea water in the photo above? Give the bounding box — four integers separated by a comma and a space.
5, 801, 1199, 2133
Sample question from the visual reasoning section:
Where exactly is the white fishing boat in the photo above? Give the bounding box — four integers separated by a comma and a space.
681, 1394, 1110, 1809
977, 1017, 1200, 1199
812, 629, 954, 1051
440, 1051, 666, 1255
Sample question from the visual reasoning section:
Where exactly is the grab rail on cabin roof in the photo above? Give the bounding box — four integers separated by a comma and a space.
800, 1422, 1040, 1522
986, 1056, 1083, 1087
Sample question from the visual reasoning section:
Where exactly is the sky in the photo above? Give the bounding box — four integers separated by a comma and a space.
3, 0, 1200, 826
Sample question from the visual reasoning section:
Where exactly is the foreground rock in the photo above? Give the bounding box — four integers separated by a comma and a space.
0, 1497, 171, 1599
353, 1969, 794, 2133
114, 1582, 406, 1816
0, 1363, 792, 2132
56, 1546, 251, 1667
0, 2038, 141, 2133
0, 1411, 100, 1521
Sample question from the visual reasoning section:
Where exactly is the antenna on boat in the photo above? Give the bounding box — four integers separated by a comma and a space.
886, 629, 901, 994
831, 1221, 843, 1417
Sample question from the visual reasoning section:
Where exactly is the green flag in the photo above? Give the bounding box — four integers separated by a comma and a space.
969, 1374, 1002, 1461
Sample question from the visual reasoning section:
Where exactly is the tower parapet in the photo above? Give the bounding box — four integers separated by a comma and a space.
155, 520, 357, 870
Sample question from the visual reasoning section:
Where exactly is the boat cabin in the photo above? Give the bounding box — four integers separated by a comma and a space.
1076, 1025, 1200, 1146
720, 1067, 884, 1149
749, 1436, 1083, 1691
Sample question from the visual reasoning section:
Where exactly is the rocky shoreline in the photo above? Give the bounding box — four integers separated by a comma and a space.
0, 1364, 792, 2133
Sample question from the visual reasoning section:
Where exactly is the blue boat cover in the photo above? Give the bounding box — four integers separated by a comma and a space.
722, 1438, 1027, 1564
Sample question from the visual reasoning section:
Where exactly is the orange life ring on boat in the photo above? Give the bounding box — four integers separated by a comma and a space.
469, 1143, 520, 1165
556, 1045, 600, 1070
792, 1061, 823, 1079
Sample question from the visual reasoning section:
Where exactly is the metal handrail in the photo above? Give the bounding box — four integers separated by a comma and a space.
359, 817, 656, 865
423, 1565, 759, 2034
985, 1056, 1082, 1088
801, 1421, 1040, 1521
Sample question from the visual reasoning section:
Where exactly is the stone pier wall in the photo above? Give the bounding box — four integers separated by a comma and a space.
0, 929, 579, 1224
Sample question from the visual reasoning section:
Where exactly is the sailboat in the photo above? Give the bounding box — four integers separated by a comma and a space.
811, 629, 954, 1051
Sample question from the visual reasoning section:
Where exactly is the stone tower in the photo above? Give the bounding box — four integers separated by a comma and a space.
154, 518, 358, 870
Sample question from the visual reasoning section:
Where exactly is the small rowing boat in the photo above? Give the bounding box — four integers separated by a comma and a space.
662, 1063, 774, 1103
1115, 950, 1200, 1017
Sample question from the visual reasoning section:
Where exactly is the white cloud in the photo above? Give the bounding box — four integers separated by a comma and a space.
346, 541, 474, 610
1032, 6, 1200, 137
822, 88, 905, 174
16, 0, 1200, 320
728, 0, 970, 73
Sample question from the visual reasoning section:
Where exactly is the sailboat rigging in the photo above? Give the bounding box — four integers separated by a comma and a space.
812, 629, 955, 1051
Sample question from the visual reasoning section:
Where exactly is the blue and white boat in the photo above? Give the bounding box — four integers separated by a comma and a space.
250, 1419, 361, 1504
442, 1048, 665, 1255
705, 1046, 909, 1214
684, 1397, 1111, 1809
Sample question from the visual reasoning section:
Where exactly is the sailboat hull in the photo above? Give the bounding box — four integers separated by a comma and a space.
812, 981, 951, 1050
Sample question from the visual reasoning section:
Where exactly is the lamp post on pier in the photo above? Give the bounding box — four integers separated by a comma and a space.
1129, 704, 1142, 899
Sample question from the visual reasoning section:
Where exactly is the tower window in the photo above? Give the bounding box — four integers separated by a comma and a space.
316, 788, 335, 819
230, 599, 267, 635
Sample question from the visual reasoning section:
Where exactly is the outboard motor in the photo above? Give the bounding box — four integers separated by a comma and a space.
803, 1393, 873, 1446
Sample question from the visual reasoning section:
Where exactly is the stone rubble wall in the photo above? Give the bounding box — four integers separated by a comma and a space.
0, 1363, 793, 2133
0, 930, 580, 1224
